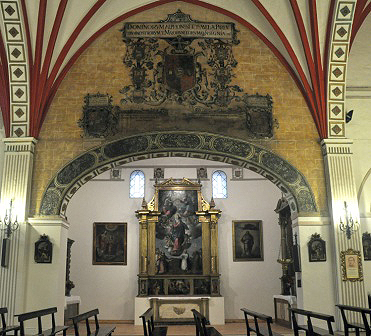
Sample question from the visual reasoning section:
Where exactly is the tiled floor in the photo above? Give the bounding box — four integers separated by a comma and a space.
90, 321, 294, 336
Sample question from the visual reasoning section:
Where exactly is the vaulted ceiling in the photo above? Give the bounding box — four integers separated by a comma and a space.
0, 0, 370, 138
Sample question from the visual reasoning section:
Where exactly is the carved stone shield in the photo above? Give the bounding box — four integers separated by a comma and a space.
78, 93, 118, 138
244, 94, 273, 138
85, 107, 111, 136
164, 54, 195, 94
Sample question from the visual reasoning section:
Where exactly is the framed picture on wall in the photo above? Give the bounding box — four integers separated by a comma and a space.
341, 248, 363, 281
362, 232, 371, 260
232, 220, 263, 261
308, 233, 326, 262
93, 222, 127, 265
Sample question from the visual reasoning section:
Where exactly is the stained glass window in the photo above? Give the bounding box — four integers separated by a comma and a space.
212, 170, 227, 198
129, 170, 145, 198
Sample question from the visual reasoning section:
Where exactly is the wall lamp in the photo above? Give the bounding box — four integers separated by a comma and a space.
339, 201, 358, 240
0, 199, 19, 238
1, 200, 19, 267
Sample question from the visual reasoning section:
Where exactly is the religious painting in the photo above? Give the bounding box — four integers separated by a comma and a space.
155, 184, 202, 275
197, 167, 208, 180
93, 222, 127, 265
341, 248, 363, 281
34, 234, 53, 264
168, 279, 191, 295
233, 220, 263, 261
308, 233, 326, 262
154, 167, 164, 179
362, 232, 371, 260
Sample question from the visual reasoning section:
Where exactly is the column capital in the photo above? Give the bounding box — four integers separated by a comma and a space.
2, 137, 37, 153
321, 138, 353, 146
321, 138, 354, 156
28, 216, 70, 230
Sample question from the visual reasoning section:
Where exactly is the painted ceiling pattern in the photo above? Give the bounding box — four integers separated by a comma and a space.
39, 131, 317, 217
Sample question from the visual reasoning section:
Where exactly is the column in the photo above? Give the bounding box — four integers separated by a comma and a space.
26, 217, 69, 326
322, 139, 365, 308
0, 137, 36, 323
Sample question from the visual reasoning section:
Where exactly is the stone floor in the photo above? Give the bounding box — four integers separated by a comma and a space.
77, 321, 294, 336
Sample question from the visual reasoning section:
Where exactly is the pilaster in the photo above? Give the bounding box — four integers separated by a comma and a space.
321, 139, 365, 310
0, 137, 36, 323
26, 217, 69, 326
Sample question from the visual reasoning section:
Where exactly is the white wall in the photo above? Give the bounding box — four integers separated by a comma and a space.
66, 157, 283, 321
346, 95, 371, 296
296, 219, 336, 317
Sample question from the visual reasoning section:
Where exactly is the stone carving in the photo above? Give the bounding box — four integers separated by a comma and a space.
120, 10, 240, 109
39, 132, 317, 216
117, 11, 275, 138
65, 238, 75, 296
78, 93, 119, 137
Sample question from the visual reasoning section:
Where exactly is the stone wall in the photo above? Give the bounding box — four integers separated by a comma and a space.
30, 2, 327, 216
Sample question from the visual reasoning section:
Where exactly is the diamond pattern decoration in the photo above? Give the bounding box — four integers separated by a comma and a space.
332, 106, 341, 116
337, 27, 347, 37
332, 67, 343, 78
14, 88, 24, 98
332, 124, 342, 135
332, 87, 342, 97
335, 47, 345, 58
8, 27, 19, 38
11, 47, 21, 58
5, 5, 15, 16
340, 6, 350, 17
14, 127, 24, 137
15, 108, 25, 118
2, 3, 29, 134
13, 68, 23, 78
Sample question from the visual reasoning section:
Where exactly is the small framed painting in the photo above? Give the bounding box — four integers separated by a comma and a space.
341, 248, 363, 281
362, 232, 371, 260
308, 233, 326, 262
232, 220, 263, 261
93, 222, 127, 265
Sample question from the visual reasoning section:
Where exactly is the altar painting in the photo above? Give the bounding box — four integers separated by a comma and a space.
156, 189, 202, 275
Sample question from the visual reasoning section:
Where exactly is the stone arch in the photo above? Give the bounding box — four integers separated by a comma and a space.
39, 131, 317, 217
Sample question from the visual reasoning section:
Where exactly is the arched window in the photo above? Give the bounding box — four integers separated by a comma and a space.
212, 170, 227, 198
129, 170, 145, 198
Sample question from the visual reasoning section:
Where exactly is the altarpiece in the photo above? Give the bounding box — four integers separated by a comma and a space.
136, 178, 221, 300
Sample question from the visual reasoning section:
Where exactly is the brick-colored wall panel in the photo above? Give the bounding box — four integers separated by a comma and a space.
31, 3, 327, 216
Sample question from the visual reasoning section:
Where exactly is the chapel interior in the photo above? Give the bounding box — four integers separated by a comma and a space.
0, 1, 370, 335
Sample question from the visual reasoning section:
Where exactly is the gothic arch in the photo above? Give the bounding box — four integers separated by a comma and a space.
39, 131, 317, 217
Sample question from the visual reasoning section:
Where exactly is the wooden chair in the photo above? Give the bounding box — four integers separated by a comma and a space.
17, 307, 69, 336
71, 309, 115, 336
336, 304, 371, 336
1, 308, 20, 336
290, 307, 334, 336
191, 309, 221, 336
139, 308, 167, 336
241, 308, 282, 336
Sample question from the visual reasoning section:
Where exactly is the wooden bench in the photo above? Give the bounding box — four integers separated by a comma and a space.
139, 308, 167, 336
241, 308, 282, 336
71, 309, 115, 336
336, 304, 371, 336
17, 307, 69, 336
191, 309, 221, 336
290, 308, 334, 336
1, 307, 20, 336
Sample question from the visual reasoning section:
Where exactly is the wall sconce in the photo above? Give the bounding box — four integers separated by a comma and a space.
1, 200, 19, 267
1, 199, 19, 238
339, 201, 358, 240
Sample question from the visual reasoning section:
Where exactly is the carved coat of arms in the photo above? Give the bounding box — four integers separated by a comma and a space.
164, 54, 196, 94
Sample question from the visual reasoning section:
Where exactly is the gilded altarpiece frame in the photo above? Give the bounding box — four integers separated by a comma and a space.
136, 178, 221, 298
